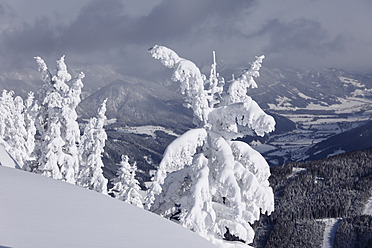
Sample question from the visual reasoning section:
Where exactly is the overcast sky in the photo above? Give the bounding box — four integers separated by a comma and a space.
0, 0, 371, 78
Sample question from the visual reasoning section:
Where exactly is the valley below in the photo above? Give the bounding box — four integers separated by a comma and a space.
254, 93, 372, 165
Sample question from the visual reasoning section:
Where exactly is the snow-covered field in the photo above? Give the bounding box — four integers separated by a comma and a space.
116, 125, 178, 138
0, 165, 216, 248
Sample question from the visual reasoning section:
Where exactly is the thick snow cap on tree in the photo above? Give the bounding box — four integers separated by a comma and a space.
148, 45, 275, 247
227, 55, 264, 103
149, 45, 210, 126
209, 100, 275, 139
144, 128, 207, 209
160, 128, 208, 175
34, 56, 51, 84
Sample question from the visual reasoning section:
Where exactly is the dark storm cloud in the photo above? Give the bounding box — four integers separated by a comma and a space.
3, 18, 59, 54
0, 2, 16, 34
0, 0, 371, 74
258, 19, 328, 54
0, 2, 14, 20
0, 0, 256, 72
135, 0, 254, 42
61, 0, 255, 50
239, 17, 350, 69
255, 18, 347, 56
61, 0, 130, 52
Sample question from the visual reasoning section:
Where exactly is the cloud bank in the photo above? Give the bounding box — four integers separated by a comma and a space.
0, 0, 371, 76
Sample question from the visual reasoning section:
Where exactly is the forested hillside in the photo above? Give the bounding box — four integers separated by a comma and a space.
253, 148, 372, 247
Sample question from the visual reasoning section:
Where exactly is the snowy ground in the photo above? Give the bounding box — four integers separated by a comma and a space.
116, 125, 178, 138
318, 218, 341, 248
287, 167, 306, 179
0, 165, 216, 248
363, 194, 372, 216
0, 145, 19, 169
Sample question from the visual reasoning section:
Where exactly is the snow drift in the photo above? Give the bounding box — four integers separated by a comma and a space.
0, 165, 216, 248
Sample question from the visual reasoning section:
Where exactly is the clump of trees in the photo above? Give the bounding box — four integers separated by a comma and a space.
264, 219, 324, 248
28, 56, 85, 184
334, 215, 372, 248
0, 56, 142, 199
272, 150, 372, 221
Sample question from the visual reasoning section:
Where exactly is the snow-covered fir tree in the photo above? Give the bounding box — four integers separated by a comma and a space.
77, 99, 108, 194
37, 117, 64, 180
60, 70, 84, 184
0, 90, 33, 169
31, 56, 83, 183
110, 155, 143, 208
147, 45, 275, 247
23, 92, 37, 162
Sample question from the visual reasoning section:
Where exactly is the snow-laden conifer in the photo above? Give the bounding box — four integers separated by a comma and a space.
24, 92, 37, 160
37, 117, 64, 179
31, 56, 84, 183
59, 71, 84, 183
148, 45, 275, 246
110, 155, 143, 208
77, 99, 108, 194
0, 90, 32, 169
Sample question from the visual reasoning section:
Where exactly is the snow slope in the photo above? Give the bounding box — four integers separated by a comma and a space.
0, 166, 216, 248
319, 218, 340, 248
0, 145, 20, 169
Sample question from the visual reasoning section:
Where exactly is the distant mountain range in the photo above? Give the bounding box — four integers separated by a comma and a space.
222, 66, 372, 110
2, 64, 372, 180
243, 67, 372, 165
78, 79, 193, 132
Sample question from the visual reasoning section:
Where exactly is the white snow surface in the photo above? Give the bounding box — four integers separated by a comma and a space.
339, 76, 365, 88
319, 218, 340, 248
117, 125, 178, 138
0, 166, 217, 248
363, 194, 372, 215
326, 148, 345, 158
0, 145, 20, 169
287, 167, 306, 179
